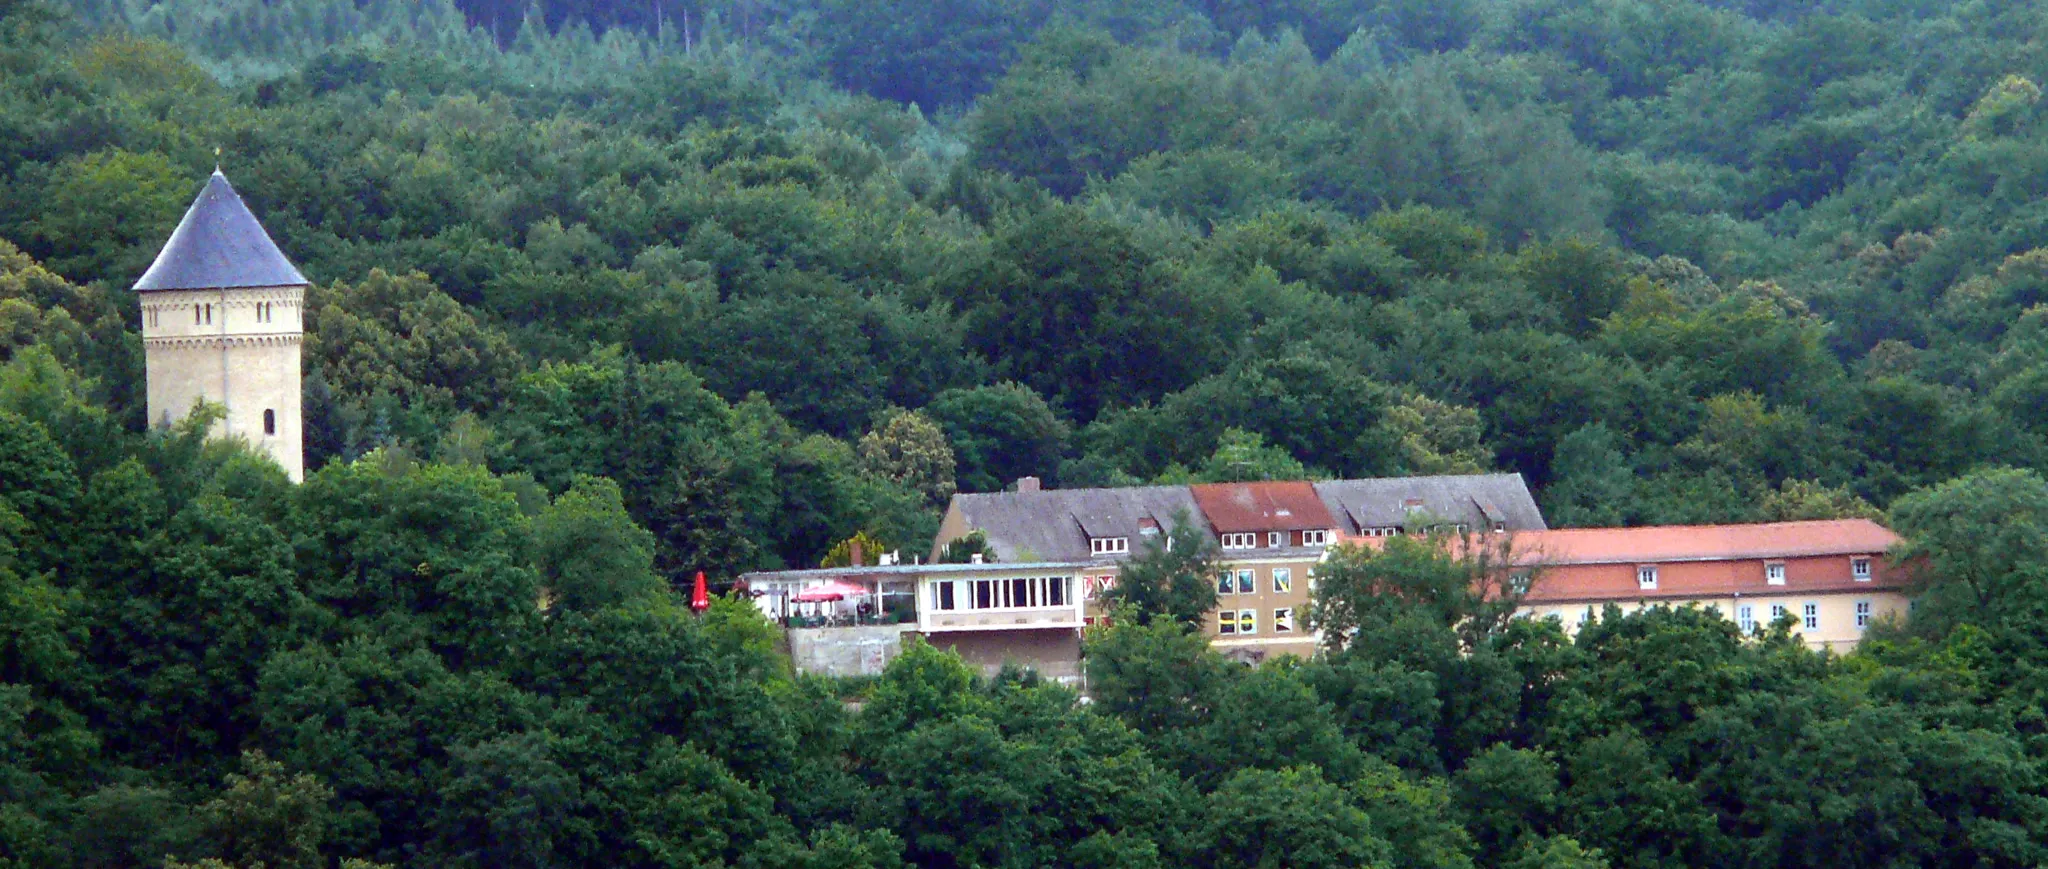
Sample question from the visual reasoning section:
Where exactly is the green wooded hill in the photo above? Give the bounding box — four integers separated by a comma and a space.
5, 0, 2048, 866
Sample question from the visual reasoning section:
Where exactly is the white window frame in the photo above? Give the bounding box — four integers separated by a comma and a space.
1738, 605, 1755, 633
1493, 521, 1507, 532
1090, 536, 1129, 555
1272, 567, 1292, 595
1803, 602, 1819, 630
1219, 609, 1237, 635
1766, 563, 1787, 586
1301, 529, 1330, 546
1770, 603, 1786, 622
1852, 558, 1871, 581
1855, 600, 1871, 628
1237, 609, 1256, 635
1638, 565, 1658, 590
1220, 533, 1257, 550
1268, 531, 1286, 548
1274, 608, 1294, 632
1235, 568, 1256, 595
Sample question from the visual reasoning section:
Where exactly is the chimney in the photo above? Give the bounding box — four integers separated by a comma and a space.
971, 553, 984, 564
1015, 476, 1041, 493
850, 539, 865, 567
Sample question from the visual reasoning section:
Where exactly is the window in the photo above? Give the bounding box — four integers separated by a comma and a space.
945, 576, 1072, 611
1274, 608, 1295, 632
1508, 572, 1532, 595
1090, 536, 1129, 555
1272, 568, 1292, 595
1853, 558, 1871, 580
204, 304, 212, 325
1803, 603, 1818, 630
194, 304, 202, 324
1085, 574, 1115, 600
1235, 569, 1255, 595
1301, 529, 1330, 546
1217, 571, 1234, 596
1365, 527, 1400, 538
1237, 610, 1256, 635
1770, 604, 1786, 622
1268, 531, 1286, 548
1219, 610, 1237, 635
1578, 606, 1593, 627
1638, 565, 1658, 590
1738, 605, 1755, 633
1855, 600, 1871, 628
1493, 521, 1507, 532
263, 409, 276, 436
1221, 533, 1257, 549
1766, 563, 1786, 585
147, 308, 159, 327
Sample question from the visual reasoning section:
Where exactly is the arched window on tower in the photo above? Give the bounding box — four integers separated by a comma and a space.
194, 304, 202, 324
263, 409, 276, 436
204, 304, 212, 325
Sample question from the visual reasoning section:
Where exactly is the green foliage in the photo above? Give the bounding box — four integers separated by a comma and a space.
7, 2, 2048, 866
1100, 512, 1222, 628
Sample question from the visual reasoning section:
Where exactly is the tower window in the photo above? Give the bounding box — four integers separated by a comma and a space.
263, 409, 276, 436
204, 304, 213, 325
194, 304, 202, 324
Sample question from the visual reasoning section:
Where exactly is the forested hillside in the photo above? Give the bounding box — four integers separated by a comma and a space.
7, 0, 2048, 865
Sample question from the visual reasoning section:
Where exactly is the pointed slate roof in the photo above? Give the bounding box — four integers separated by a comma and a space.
132, 171, 307, 292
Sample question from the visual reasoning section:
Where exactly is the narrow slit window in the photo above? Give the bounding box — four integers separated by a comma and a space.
263, 409, 276, 436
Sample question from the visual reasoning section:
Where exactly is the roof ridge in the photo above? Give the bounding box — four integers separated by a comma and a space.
133, 172, 308, 292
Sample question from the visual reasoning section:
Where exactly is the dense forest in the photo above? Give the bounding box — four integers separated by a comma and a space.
6, 0, 2048, 865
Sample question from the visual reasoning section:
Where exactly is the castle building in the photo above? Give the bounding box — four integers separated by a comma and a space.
133, 171, 308, 481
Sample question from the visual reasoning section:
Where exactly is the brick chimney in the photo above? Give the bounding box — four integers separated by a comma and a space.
1015, 476, 1041, 493
850, 539, 865, 566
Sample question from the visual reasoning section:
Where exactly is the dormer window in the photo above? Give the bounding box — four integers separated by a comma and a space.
1220, 533, 1257, 550
1638, 565, 1658, 590
1090, 536, 1129, 555
1852, 558, 1871, 580
1766, 563, 1786, 586
1268, 531, 1286, 548
1301, 529, 1330, 546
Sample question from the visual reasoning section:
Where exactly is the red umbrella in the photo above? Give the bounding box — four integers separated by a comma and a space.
792, 579, 873, 602
689, 570, 710, 612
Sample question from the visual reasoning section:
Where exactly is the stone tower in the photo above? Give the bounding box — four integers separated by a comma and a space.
133, 171, 309, 481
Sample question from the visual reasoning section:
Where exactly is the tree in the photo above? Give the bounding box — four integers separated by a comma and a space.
1199, 767, 1394, 869
1101, 512, 1222, 628
924, 383, 1068, 494
857, 410, 957, 507
192, 751, 336, 869
1309, 535, 1529, 654
820, 530, 890, 568
1452, 746, 1558, 865
531, 475, 663, 612
1889, 467, 2048, 634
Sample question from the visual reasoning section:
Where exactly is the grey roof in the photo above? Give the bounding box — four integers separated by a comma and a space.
951, 485, 1211, 563
1314, 474, 1547, 532
740, 560, 1101, 583
133, 171, 308, 292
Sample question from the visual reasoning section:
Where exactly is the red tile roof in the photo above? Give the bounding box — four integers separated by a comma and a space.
1333, 520, 1906, 604
1190, 481, 1337, 533
1502, 519, 1900, 565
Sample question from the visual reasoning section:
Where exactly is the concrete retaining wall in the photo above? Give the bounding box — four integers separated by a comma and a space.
786, 624, 915, 678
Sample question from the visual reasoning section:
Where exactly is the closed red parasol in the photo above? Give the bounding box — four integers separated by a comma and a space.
690, 570, 710, 612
